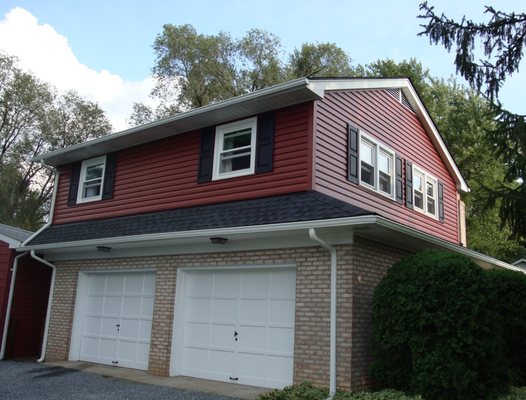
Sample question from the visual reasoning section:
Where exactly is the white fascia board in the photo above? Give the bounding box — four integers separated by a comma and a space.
0, 233, 21, 249
20, 215, 378, 252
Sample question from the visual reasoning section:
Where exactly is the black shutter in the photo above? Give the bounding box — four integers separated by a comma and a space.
405, 160, 413, 209
438, 180, 445, 222
102, 153, 118, 200
395, 154, 403, 204
197, 127, 215, 183
255, 112, 274, 174
67, 162, 81, 206
347, 124, 359, 183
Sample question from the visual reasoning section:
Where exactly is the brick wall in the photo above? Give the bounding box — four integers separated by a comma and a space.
46, 238, 408, 389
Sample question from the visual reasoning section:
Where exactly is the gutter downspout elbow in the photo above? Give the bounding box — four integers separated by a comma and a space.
309, 228, 337, 399
0, 252, 29, 360
30, 250, 56, 363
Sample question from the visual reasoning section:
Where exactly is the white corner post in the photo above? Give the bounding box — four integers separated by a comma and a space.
309, 228, 337, 398
30, 251, 56, 363
0, 251, 29, 360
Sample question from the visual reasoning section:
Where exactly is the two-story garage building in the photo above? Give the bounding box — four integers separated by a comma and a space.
19, 78, 516, 392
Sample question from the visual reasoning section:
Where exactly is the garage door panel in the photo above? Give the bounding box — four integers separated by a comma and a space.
124, 275, 143, 295
186, 273, 213, 297
80, 337, 99, 357
139, 320, 152, 341
86, 296, 103, 313
100, 338, 118, 358
122, 297, 141, 316
185, 298, 210, 321
239, 299, 267, 324
183, 347, 208, 372
100, 317, 119, 337
238, 325, 266, 353
184, 322, 209, 347
106, 275, 124, 294
212, 299, 237, 323
269, 299, 295, 324
213, 272, 240, 298
237, 352, 264, 378
240, 271, 269, 297
83, 316, 101, 335
120, 318, 139, 339
209, 323, 236, 349
88, 275, 106, 295
209, 349, 235, 374
270, 270, 296, 298
141, 297, 154, 317
103, 296, 121, 315
266, 355, 293, 382
267, 327, 294, 354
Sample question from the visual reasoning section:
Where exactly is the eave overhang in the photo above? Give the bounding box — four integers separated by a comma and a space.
19, 215, 518, 272
35, 77, 468, 192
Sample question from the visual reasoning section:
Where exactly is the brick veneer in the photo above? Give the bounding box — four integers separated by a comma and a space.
45, 238, 408, 389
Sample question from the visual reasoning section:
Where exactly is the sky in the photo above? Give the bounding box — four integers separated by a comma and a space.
0, 0, 523, 131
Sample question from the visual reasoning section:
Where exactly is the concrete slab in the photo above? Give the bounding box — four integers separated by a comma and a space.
45, 361, 272, 400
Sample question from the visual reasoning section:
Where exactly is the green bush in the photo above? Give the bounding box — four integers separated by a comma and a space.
370, 250, 509, 400
486, 268, 526, 386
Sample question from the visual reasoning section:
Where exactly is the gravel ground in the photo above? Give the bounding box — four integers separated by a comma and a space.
0, 360, 241, 400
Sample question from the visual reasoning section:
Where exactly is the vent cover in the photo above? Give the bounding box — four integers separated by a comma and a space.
385, 88, 415, 113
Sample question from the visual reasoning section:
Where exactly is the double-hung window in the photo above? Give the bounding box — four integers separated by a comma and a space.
77, 155, 106, 203
359, 134, 395, 198
413, 166, 438, 218
213, 117, 257, 180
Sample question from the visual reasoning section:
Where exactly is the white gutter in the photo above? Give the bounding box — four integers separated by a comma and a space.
309, 228, 337, 398
29, 250, 56, 363
0, 252, 29, 359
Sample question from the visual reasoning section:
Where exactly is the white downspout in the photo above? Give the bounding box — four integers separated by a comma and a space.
30, 250, 55, 363
309, 228, 337, 399
0, 252, 29, 360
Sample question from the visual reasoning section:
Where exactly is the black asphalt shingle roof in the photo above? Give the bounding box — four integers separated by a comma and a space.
27, 191, 374, 246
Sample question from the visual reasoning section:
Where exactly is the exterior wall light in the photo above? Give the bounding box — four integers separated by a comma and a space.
209, 237, 228, 244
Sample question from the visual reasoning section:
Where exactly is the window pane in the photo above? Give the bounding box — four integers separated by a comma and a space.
223, 129, 251, 150
360, 162, 374, 186
427, 198, 436, 215
379, 171, 391, 194
413, 173, 422, 192
426, 181, 435, 197
378, 152, 390, 174
85, 163, 104, 180
83, 182, 101, 198
414, 190, 424, 210
360, 141, 374, 165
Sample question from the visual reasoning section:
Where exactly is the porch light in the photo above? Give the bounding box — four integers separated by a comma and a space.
209, 237, 228, 245
96, 246, 112, 252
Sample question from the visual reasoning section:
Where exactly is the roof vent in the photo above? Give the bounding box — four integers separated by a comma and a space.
385, 88, 415, 113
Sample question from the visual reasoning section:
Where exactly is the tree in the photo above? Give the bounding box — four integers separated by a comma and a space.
419, 2, 526, 242
130, 24, 353, 124
0, 53, 112, 230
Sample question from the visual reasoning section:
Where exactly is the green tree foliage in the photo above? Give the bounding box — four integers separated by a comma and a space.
131, 24, 353, 123
0, 53, 112, 230
485, 268, 526, 386
371, 250, 508, 400
419, 2, 526, 242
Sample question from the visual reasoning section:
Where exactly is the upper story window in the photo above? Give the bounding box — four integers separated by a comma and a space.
413, 166, 438, 218
77, 155, 106, 203
359, 133, 395, 199
212, 117, 257, 180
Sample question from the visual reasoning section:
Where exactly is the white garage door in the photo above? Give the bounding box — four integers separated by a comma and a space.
179, 268, 296, 389
77, 271, 156, 370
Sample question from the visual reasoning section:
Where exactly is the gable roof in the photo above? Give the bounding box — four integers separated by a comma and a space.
0, 223, 33, 248
25, 191, 374, 247
34, 77, 468, 192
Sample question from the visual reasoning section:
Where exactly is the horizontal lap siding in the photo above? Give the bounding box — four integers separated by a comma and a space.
0, 242, 13, 342
53, 103, 313, 224
314, 90, 459, 244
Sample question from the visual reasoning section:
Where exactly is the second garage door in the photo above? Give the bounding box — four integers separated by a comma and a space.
177, 267, 296, 389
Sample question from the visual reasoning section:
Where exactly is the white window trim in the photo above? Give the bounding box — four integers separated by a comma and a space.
358, 132, 396, 200
212, 117, 257, 181
76, 155, 106, 204
412, 165, 439, 219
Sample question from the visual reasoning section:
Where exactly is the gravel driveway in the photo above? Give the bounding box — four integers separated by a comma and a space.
0, 360, 241, 400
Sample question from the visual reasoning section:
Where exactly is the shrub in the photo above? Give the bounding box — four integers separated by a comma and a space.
486, 268, 526, 386
370, 250, 509, 400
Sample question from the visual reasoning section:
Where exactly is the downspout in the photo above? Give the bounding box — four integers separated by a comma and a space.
30, 251, 55, 363
309, 228, 337, 399
0, 251, 29, 360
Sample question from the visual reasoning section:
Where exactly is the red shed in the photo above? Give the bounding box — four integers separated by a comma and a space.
0, 223, 52, 359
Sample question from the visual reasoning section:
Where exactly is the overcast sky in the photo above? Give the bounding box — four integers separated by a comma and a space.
0, 0, 523, 131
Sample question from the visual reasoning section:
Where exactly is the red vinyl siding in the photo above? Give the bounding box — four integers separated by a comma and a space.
0, 242, 13, 343
6, 256, 52, 358
53, 103, 314, 224
314, 90, 460, 244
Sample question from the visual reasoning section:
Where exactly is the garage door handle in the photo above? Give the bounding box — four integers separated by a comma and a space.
234, 331, 238, 341
116, 324, 120, 332
229, 377, 238, 381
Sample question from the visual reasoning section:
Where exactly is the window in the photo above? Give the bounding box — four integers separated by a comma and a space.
77, 155, 106, 203
213, 117, 257, 180
413, 166, 438, 218
359, 134, 395, 198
